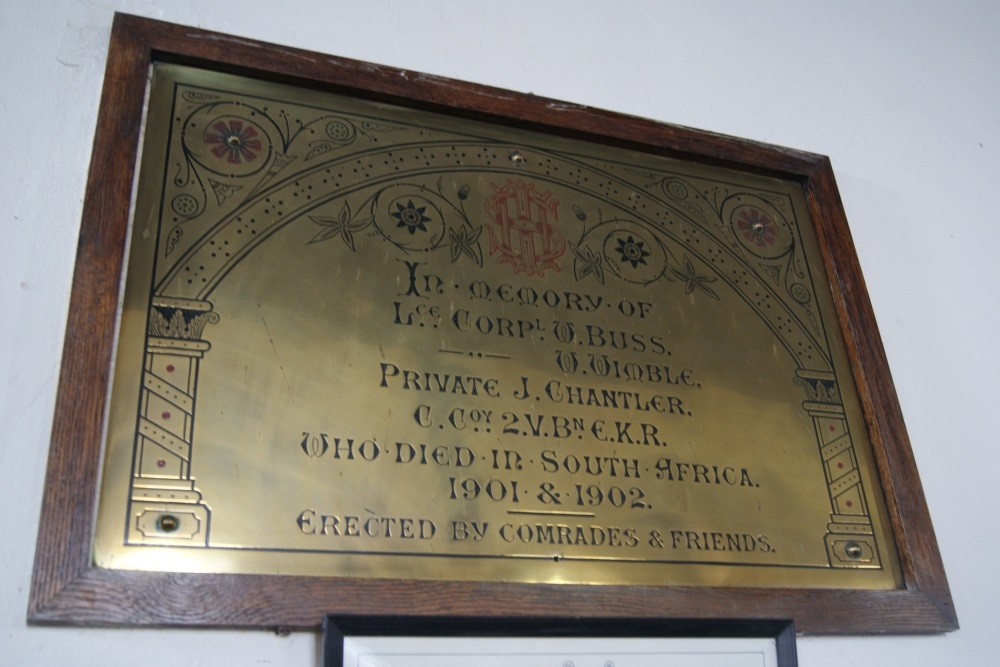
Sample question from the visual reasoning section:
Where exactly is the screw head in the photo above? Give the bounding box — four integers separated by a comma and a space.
157, 514, 180, 533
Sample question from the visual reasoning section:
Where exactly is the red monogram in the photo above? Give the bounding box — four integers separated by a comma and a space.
485, 180, 566, 276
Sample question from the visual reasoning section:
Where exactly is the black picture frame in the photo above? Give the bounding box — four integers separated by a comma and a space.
324, 616, 797, 667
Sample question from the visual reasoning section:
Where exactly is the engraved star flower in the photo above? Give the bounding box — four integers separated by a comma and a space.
616, 235, 650, 269
392, 200, 431, 234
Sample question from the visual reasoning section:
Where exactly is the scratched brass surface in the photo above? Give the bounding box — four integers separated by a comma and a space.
92, 64, 902, 588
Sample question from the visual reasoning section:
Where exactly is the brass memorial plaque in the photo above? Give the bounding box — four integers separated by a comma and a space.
91, 62, 902, 590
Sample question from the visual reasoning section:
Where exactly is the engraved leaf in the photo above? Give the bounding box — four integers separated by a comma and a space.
570, 243, 604, 284
361, 121, 399, 132
182, 91, 220, 103
307, 225, 338, 243
349, 216, 375, 232
305, 142, 334, 162
448, 226, 483, 266
307, 206, 372, 251
624, 166, 658, 180
165, 227, 183, 256
670, 256, 719, 300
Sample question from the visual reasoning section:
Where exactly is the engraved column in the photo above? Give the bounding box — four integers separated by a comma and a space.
127, 297, 216, 546
796, 369, 883, 569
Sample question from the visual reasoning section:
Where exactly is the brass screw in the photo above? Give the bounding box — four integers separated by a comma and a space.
509, 151, 526, 167
157, 514, 180, 533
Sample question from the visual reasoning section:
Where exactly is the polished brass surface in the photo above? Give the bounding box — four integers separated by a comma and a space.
93, 64, 902, 589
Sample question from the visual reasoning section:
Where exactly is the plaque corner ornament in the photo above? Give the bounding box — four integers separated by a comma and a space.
28, 12, 957, 634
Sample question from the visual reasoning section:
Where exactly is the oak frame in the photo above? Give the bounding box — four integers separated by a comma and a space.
28, 13, 956, 633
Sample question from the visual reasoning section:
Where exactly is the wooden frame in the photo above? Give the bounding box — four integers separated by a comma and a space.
29, 13, 956, 633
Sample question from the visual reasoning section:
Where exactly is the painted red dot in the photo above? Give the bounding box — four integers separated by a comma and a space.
156, 459, 166, 468
166, 364, 175, 373
829, 425, 836, 432
162, 411, 171, 420
837, 462, 844, 469
845, 500, 853, 508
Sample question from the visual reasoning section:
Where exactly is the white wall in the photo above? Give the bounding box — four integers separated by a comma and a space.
2, 1, 996, 663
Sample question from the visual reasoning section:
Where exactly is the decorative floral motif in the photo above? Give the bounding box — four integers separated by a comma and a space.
392, 200, 432, 234
790, 282, 811, 304
571, 243, 605, 284
325, 119, 356, 143
209, 179, 243, 205
665, 179, 689, 200
736, 207, 778, 247
205, 120, 262, 164
171, 194, 199, 217
796, 376, 841, 404
165, 227, 183, 256
147, 306, 220, 339
616, 235, 651, 269
308, 202, 373, 251
670, 256, 719, 300
449, 225, 484, 265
